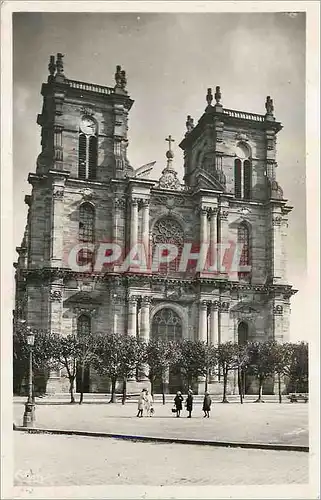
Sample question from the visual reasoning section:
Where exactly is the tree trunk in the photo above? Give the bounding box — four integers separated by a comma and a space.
237, 367, 243, 404
150, 377, 154, 398
161, 379, 166, 405
255, 377, 264, 402
205, 368, 209, 393
222, 367, 229, 403
278, 372, 282, 403
79, 363, 85, 405
121, 377, 127, 405
242, 369, 246, 398
69, 377, 75, 404
110, 377, 117, 403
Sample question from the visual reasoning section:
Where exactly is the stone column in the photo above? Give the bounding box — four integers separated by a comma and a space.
47, 277, 63, 393
198, 300, 208, 343
140, 296, 151, 342
272, 214, 283, 284
130, 199, 139, 249
273, 302, 284, 342
139, 296, 151, 381
127, 296, 138, 337
50, 187, 65, 267
219, 301, 231, 343
113, 198, 125, 246
209, 208, 218, 273
200, 207, 209, 245
198, 300, 208, 389
141, 200, 150, 269
209, 301, 219, 383
209, 301, 219, 346
217, 207, 229, 275
49, 278, 63, 334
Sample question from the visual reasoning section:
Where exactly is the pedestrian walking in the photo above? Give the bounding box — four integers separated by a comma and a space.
185, 389, 193, 418
173, 391, 184, 417
137, 390, 146, 418
202, 391, 212, 418
144, 389, 154, 417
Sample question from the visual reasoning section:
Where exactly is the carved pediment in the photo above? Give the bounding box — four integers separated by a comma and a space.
64, 291, 102, 306
195, 170, 225, 191
230, 301, 260, 314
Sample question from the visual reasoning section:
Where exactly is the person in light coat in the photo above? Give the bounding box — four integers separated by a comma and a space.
137, 390, 146, 418
144, 389, 154, 417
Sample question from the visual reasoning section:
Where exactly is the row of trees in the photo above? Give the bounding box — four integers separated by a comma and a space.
13, 324, 308, 405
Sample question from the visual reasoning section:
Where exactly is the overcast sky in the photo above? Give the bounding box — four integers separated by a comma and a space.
13, 12, 306, 340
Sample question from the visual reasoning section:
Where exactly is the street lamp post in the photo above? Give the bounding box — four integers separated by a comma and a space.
23, 326, 35, 427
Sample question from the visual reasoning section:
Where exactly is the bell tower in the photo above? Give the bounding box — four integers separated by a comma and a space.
35, 54, 134, 180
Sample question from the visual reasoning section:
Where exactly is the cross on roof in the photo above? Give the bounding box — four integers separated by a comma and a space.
165, 135, 175, 151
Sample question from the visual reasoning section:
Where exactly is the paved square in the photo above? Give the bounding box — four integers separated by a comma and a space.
14, 432, 308, 487
13, 400, 308, 446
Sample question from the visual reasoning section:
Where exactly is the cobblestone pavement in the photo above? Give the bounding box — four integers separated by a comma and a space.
13, 401, 308, 446
14, 432, 308, 486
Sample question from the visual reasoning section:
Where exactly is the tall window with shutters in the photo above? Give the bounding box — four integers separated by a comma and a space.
237, 222, 251, 282
234, 143, 252, 199
78, 123, 98, 180
78, 203, 95, 267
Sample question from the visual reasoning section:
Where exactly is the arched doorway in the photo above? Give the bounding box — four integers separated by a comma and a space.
151, 307, 183, 393
237, 321, 250, 395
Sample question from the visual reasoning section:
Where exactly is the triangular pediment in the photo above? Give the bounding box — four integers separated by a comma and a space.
195, 170, 225, 191
64, 290, 103, 306
230, 301, 260, 314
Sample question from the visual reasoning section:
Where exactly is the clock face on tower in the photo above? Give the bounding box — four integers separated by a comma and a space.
80, 116, 97, 135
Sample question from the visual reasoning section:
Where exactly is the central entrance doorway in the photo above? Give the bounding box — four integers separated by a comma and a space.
151, 307, 183, 393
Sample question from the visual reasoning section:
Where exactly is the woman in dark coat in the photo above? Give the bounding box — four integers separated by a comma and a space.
202, 392, 212, 418
185, 390, 193, 418
174, 391, 184, 417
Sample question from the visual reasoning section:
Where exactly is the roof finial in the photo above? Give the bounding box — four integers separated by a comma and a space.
215, 86, 222, 105
206, 88, 213, 107
185, 115, 194, 135
120, 69, 127, 90
265, 96, 274, 116
165, 134, 175, 167
158, 135, 181, 190
55, 53, 65, 82
115, 65, 122, 88
48, 55, 56, 82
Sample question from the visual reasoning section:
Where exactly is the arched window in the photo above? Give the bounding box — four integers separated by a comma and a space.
77, 314, 91, 337
152, 217, 184, 274
243, 160, 251, 200
78, 134, 87, 180
88, 136, 98, 180
237, 223, 251, 281
78, 117, 98, 180
152, 308, 183, 342
234, 159, 242, 198
79, 203, 95, 243
234, 143, 252, 199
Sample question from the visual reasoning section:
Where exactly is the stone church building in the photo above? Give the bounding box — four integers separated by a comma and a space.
14, 53, 297, 394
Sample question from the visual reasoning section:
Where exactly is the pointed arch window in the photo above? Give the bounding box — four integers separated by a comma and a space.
237, 223, 251, 282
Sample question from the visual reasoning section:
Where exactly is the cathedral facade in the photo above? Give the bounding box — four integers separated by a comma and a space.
14, 54, 297, 394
